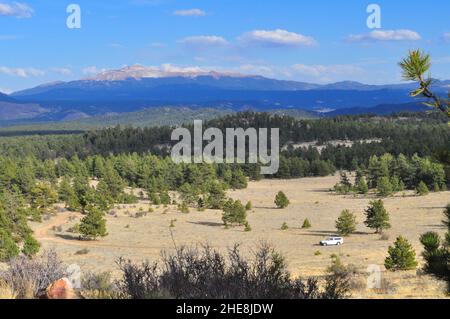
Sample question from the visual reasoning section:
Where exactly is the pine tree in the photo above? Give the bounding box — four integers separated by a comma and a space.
22, 233, 40, 257
420, 204, 450, 292
222, 199, 247, 226
79, 206, 107, 240
274, 191, 290, 209
0, 229, 19, 262
385, 236, 418, 271
356, 176, 369, 195
335, 209, 357, 236
301, 218, 312, 229
364, 200, 391, 234
416, 181, 429, 196
377, 176, 393, 197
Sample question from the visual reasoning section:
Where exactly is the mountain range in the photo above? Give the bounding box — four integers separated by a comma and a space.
1, 65, 448, 124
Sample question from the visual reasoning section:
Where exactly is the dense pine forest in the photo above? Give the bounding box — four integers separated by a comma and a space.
0, 111, 449, 259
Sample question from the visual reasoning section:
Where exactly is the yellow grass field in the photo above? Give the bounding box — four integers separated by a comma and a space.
30, 175, 450, 298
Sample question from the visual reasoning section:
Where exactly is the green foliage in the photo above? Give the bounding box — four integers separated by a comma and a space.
159, 191, 171, 206
399, 49, 450, 120
21, 234, 40, 257
0, 229, 19, 262
281, 222, 289, 230
178, 202, 190, 214
376, 176, 393, 197
364, 200, 391, 234
149, 192, 161, 205
335, 209, 357, 236
244, 222, 252, 232
274, 191, 290, 209
356, 176, 369, 195
416, 181, 429, 196
245, 201, 252, 211
30, 182, 58, 214
419, 204, 450, 292
222, 199, 247, 227
301, 218, 312, 229
384, 236, 418, 271
79, 206, 107, 240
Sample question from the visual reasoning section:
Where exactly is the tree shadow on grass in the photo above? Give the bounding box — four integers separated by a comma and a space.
55, 233, 83, 241
188, 221, 224, 227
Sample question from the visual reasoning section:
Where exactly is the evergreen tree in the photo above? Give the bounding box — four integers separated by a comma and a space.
301, 218, 312, 229
356, 176, 369, 195
30, 182, 58, 215
0, 229, 19, 262
222, 199, 247, 226
364, 200, 391, 234
377, 176, 393, 197
206, 182, 226, 209
420, 204, 450, 292
385, 236, 418, 271
274, 191, 290, 209
22, 233, 40, 257
335, 209, 357, 236
79, 206, 107, 240
416, 181, 429, 196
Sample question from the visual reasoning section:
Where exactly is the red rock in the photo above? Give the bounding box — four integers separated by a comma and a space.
45, 278, 76, 299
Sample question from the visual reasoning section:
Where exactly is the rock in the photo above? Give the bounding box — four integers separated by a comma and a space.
45, 278, 77, 299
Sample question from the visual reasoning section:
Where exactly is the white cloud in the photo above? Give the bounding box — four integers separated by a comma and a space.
173, 8, 206, 17
442, 33, 450, 42
51, 67, 72, 76
0, 66, 44, 77
0, 35, 18, 40
291, 64, 365, 82
0, 2, 33, 18
108, 43, 124, 48
178, 35, 229, 47
82, 66, 107, 75
239, 29, 317, 47
346, 29, 421, 42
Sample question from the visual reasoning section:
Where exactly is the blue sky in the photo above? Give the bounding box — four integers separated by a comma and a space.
1, 0, 450, 92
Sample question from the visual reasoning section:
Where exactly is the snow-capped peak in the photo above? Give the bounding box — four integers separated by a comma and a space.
85, 64, 250, 81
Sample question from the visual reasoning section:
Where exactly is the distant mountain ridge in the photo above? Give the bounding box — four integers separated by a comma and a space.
2, 65, 449, 124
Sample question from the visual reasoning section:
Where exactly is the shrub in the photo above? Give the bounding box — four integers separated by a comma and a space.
178, 202, 190, 214
244, 222, 252, 232
245, 201, 252, 211
416, 181, 429, 196
22, 234, 40, 257
75, 248, 90, 255
0, 250, 66, 298
116, 243, 351, 299
419, 204, 450, 292
335, 210, 357, 236
384, 236, 418, 271
0, 229, 19, 262
281, 222, 289, 230
302, 218, 312, 229
274, 191, 290, 209
81, 271, 118, 299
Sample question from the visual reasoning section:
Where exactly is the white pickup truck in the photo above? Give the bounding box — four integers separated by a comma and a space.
320, 237, 344, 246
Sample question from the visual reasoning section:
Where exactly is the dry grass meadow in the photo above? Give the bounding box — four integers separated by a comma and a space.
29, 174, 450, 299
